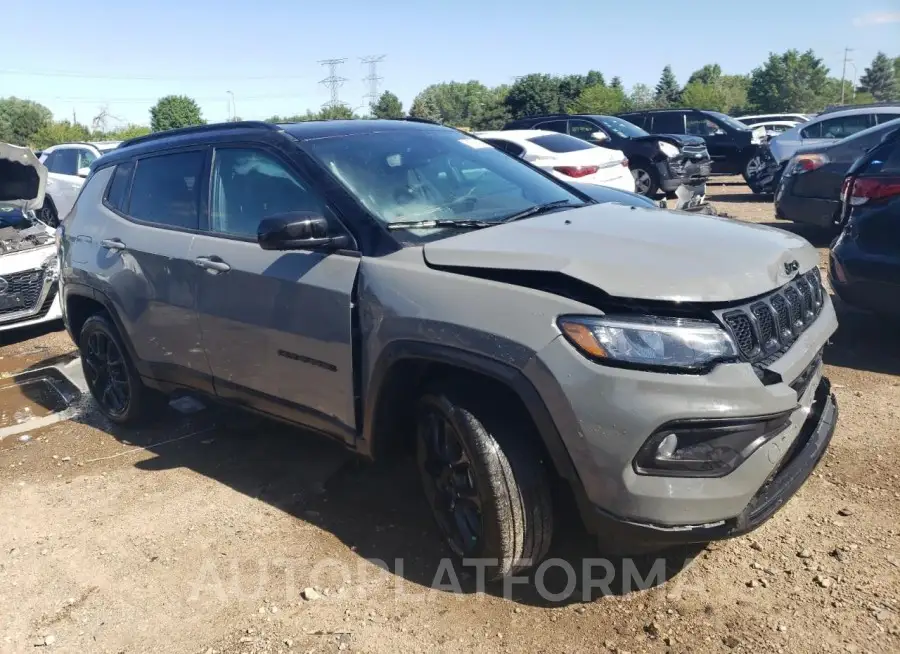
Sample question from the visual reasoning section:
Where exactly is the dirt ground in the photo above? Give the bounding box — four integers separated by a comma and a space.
1, 179, 898, 654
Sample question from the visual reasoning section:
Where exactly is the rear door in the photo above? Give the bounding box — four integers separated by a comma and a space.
189, 144, 360, 443
84, 149, 213, 391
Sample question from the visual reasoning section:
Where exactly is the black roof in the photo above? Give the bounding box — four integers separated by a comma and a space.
96, 118, 449, 168
280, 118, 445, 141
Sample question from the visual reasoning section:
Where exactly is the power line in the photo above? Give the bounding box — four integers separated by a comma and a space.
0, 68, 315, 81
839, 47, 855, 105
318, 58, 348, 109
360, 55, 386, 109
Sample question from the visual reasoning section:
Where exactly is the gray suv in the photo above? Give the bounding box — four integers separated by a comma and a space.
58, 120, 839, 579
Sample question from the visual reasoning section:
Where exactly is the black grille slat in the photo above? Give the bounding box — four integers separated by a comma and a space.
719, 269, 827, 366
724, 312, 756, 356
751, 303, 778, 350
0, 269, 45, 316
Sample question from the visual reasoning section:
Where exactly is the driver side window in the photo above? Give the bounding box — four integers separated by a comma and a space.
210, 148, 325, 238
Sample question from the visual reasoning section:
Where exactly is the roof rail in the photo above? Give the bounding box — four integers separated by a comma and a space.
820, 102, 900, 115
400, 116, 442, 125
120, 121, 280, 148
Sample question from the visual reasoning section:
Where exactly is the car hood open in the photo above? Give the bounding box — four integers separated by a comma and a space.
422, 204, 819, 303
0, 142, 47, 211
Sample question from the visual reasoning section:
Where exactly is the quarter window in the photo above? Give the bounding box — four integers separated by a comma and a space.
105, 162, 134, 212
127, 150, 204, 230
210, 148, 325, 238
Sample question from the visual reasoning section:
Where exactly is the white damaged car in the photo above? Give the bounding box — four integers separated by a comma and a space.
0, 143, 62, 332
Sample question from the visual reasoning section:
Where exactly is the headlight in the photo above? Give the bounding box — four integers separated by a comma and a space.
41, 252, 60, 280
657, 141, 680, 158
558, 315, 738, 372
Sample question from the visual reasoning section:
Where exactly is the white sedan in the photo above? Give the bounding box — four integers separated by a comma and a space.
475, 130, 635, 192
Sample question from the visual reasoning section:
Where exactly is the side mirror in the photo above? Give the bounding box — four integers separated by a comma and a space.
77, 167, 91, 178
257, 212, 349, 251
591, 131, 609, 143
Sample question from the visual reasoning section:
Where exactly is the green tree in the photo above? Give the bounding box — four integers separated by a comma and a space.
98, 124, 151, 141
569, 84, 627, 115
686, 64, 722, 87
609, 76, 624, 91
469, 85, 511, 130
655, 65, 681, 106
410, 81, 490, 126
628, 83, 655, 110
409, 94, 442, 122
857, 52, 898, 101
719, 75, 750, 114
895, 57, 900, 84
370, 91, 404, 119
29, 120, 91, 150
679, 82, 728, 112
747, 49, 830, 112
318, 105, 357, 120
558, 71, 605, 108
504, 74, 563, 119
149, 95, 205, 132
0, 97, 53, 145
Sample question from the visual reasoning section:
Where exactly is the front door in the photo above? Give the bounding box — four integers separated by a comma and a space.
191, 145, 360, 443
687, 113, 736, 173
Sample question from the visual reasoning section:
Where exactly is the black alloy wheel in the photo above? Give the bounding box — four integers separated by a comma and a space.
82, 329, 131, 418
416, 407, 483, 557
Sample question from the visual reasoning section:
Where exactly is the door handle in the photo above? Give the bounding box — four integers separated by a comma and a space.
101, 238, 126, 251
194, 256, 231, 274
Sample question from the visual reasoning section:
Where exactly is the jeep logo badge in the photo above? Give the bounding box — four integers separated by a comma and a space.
783, 260, 800, 276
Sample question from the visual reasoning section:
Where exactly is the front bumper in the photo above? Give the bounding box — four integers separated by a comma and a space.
658, 158, 711, 192
775, 175, 839, 226
587, 378, 836, 548
526, 295, 838, 532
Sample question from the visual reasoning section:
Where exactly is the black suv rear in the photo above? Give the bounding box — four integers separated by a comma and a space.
503, 114, 711, 197
618, 109, 763, 181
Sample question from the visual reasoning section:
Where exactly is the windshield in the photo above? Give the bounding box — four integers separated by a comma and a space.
707, 112, 751, 131
594, 116, 649, 139
304, 129, 583, 239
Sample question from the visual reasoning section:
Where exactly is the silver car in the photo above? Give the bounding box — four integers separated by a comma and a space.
59, 120, 838, 579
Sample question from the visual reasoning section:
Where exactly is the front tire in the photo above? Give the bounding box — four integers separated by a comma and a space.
79, 313, 159, 426
742, 156, 763, 186
416, 382, 553, 580
39, 198, 59, 227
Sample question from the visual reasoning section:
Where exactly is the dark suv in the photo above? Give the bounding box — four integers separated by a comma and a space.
59, 120, 838, 580
503, 114, 711, 197
619, 109, 763, 181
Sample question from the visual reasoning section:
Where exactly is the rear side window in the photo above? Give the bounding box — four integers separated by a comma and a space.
526, 134, 594, 153
803, 114, 871, 140
534, 120, 567, 134
127, 150, 204, 230
651, 113, 686, 134
105, 162, 134, 213
483, 139, 525, 158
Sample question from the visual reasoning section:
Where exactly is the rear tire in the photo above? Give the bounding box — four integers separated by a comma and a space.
630, 164, 659, 197
415, 381, 553, 580
79, 313, 161, 426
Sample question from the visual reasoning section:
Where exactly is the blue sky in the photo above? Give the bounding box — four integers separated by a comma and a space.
4, 0, 899, 127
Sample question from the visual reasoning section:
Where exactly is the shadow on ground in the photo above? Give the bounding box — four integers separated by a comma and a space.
12, 354, 699, 606
707, 192, 770, 204
825, 298, 900, 377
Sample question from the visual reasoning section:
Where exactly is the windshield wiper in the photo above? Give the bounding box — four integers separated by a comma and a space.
385, 219, 494, 231
501, 200, 584, 223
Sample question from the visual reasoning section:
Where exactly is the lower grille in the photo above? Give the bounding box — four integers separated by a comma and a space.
0, 285, 57, 326
717, 268, 827, 365
0, 269, 45, 315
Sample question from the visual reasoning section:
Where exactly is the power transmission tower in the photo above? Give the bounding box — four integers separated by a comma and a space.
840, 47, 854, 105
319, 58, 348, 109
360, 55, 386, 110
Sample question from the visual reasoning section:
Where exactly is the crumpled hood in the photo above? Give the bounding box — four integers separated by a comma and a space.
422, 204, 819, 303
0, 142, 47, 211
